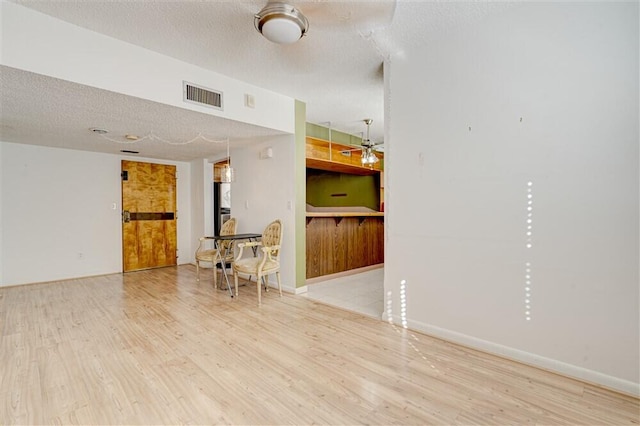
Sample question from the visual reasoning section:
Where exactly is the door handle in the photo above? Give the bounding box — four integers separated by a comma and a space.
123, 210, 131, 223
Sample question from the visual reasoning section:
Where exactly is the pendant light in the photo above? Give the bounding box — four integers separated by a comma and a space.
220, 139, 235, 183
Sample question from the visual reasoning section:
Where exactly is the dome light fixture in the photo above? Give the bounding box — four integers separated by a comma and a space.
254, 2, 309, 44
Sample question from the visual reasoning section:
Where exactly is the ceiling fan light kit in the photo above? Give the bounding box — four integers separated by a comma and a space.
360, 118, 379, 166
361, 149, 379, 166
254, 2, 309, 44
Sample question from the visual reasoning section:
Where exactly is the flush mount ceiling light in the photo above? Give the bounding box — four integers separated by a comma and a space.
254, 2, 309, 44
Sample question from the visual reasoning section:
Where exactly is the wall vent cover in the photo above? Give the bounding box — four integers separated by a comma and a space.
183, 81, 223, 110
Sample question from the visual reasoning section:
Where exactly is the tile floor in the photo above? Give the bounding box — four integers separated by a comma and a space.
302, 267, 384, 319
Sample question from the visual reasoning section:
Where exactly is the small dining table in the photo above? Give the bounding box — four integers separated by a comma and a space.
205, 233, 261, 297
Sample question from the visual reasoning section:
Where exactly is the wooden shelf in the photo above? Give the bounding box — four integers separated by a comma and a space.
306, 158, 379, 175
306, 136, 382, 175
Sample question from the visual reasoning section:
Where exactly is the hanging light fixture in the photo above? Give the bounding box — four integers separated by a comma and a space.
361, 147, 379, 166
220, 139, 235, 183
254, 2, 309, 44
361, 119, 379, 166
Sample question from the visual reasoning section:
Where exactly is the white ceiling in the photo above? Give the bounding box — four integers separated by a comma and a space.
1, 0, 508, 161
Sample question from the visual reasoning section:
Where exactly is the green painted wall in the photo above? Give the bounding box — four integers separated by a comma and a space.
295, 101, 307, 289
306, 169, 380, 211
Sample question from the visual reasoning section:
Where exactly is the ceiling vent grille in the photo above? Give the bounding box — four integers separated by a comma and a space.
183, 81, 223, 110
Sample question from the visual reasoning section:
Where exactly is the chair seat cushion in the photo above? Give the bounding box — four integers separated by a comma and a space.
197, 250, 234, 262
196, 249, 218, 262
234, 257, 279, 274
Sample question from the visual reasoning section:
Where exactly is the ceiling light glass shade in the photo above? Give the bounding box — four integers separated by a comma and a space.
220, 164, 235, 183
361, 149, 379, 165
220, 138, 235, 182
254, 2, 309, 44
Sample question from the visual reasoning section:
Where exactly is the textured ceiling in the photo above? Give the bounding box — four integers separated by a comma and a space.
0, 66, 287, 161
2, 1, 510, 161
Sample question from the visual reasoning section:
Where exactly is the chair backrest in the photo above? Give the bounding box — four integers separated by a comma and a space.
220, 217, 237, 236
261, 219, 283, 258
219, 217, 237, 250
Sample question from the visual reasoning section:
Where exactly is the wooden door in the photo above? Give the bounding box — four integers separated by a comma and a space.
122, 160, 177, 272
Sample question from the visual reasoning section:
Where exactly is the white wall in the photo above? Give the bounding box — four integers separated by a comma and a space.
385, 2, 639, 394
0, 141, 192, 286
190, 158, 206, 258
230, 135, 297, 292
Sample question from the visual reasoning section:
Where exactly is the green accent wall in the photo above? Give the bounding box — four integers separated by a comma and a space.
295, 100, 307, 289
306, 169, 380, 211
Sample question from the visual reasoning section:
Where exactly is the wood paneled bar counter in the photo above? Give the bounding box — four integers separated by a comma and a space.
305, 211, 384, 279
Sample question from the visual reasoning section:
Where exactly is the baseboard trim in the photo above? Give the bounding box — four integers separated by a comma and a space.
305, 264, 384, 285
386, 314, 639, 398
294, 285, 308, 295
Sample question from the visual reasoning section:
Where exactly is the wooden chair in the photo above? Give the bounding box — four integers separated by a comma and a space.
195, 217, 237, 288
232, 219, 283, 305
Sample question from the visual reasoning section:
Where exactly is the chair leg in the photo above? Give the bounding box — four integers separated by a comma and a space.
276, 271, 282, 297
196, 261, 200, 282
233, 270, 239, 297
257, 275, 262, 306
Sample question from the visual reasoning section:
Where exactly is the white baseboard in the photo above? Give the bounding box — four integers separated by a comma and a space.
385, 314, 640, 397
305, 264, 384, 285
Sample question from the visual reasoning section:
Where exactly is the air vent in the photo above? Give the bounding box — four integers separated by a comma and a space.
183, 81, 223, 110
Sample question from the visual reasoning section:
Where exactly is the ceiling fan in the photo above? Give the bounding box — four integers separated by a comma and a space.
253, 1, 397, 44
336, 118, 383, 164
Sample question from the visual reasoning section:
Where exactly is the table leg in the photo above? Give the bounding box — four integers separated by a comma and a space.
214, 240, 234, 297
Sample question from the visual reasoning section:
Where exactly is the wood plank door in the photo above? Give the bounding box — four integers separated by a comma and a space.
121, 160, 177, 272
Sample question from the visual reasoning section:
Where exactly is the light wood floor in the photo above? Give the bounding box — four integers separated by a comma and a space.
1, 266, 638, 425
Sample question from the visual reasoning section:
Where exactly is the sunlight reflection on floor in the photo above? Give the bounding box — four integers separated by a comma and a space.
302, 268, 384, 318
